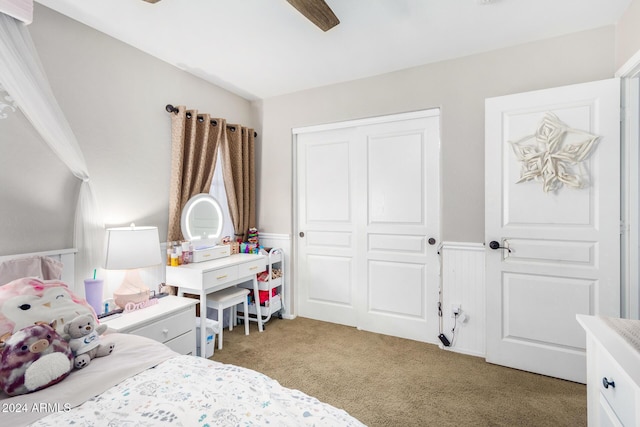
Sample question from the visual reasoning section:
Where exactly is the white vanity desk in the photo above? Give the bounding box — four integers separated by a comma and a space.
166, 253, 266, 357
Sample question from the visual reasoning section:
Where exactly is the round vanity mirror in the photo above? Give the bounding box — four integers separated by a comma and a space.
181, 193, 224, 243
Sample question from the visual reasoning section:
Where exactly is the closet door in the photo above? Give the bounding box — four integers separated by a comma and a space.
295, 110, 441, 343
296, 127, 359, 326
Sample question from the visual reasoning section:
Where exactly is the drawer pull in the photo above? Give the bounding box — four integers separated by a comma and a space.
216, 274, 228, 280
602, 377, 615, 389
162, 328, 169, 335
249, 266, 258, 270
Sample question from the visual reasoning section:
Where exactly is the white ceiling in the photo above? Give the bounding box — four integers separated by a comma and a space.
35, 0, 631, 101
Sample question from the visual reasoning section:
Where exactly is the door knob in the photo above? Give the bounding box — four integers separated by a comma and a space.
299, 232, 305, 238
602, 377, 615, 389
428, 238, 436, 245
489, 240, 511, 252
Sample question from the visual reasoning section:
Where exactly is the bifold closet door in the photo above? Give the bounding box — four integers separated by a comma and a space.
295, 110, 441, 343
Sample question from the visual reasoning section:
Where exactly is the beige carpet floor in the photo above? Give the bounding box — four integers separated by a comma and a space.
211, 316, 586, 427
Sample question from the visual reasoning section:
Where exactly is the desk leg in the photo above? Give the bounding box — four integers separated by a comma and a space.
199, 291, 207, 357
252, 276, 264, 332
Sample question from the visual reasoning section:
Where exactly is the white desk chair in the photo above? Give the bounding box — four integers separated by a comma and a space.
206, 287, 250, 350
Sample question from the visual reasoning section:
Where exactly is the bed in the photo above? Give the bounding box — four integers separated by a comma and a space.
0, 249, 365, 426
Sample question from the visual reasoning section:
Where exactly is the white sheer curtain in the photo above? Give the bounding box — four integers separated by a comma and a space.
209, 150, 235, 241
0, 12, 103, 289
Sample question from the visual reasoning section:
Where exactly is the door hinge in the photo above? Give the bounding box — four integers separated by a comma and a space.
621, 219, 627, 235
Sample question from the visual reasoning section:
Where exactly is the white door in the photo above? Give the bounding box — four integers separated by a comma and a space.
295, 110, 441, 343
296, 126, 359, 326
355, 117, 441, 342
485, 78, 620, 383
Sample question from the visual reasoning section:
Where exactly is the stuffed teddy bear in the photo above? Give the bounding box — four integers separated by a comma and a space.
0, 321, 74, 396
62, 314, 115, 369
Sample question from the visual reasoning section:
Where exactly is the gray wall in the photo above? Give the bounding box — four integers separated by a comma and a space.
257, 27, 616, 243
617, 0, 640, 69
0, 4, 258, 255
3, 2, 639, 255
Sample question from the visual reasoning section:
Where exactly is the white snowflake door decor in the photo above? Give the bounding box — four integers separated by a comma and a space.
509, 112, 600, 193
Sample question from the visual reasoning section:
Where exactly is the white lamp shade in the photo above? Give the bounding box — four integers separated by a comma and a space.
103, 225, 162, 270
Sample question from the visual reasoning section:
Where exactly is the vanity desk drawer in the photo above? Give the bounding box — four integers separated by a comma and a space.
203, 265, 238, 287
239, 258, 266, 277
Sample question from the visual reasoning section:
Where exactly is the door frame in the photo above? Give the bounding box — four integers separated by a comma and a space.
617, 50, 640, 320
291, 109, 442, 321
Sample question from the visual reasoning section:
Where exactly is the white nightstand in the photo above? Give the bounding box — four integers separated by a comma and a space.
101, 295, 198, 355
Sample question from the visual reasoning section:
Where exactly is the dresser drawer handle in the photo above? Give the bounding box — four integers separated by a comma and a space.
249, 266, 258, 270
162, 328, 169, 335
602, 377, 615, 389
216, 274, 228, 280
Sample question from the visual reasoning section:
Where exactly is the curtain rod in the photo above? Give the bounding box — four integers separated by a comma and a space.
165, 104, 257, 138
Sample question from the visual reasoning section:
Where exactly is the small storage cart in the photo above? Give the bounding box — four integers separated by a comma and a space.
239, 247, 285, 326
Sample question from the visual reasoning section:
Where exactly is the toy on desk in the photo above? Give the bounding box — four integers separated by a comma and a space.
247, 227, 259, 245
62, 314, 115, 369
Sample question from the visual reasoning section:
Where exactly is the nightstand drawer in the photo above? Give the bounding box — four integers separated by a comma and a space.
596, 346, 636, 427
239, 258, 266, 276
165, 329, 196, 355
128, 308, 193, 344
203, 265, 238, 287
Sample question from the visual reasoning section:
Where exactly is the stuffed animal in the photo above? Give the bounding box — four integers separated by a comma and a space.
62, 314, 115, 369
0, 321, 74, 396
0, 278, 95, 337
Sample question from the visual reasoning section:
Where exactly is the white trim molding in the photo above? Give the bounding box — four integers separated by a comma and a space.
292, 109, 440, 135
617, 51, 640, 319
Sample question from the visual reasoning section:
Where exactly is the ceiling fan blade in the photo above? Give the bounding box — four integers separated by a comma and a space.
286, 0, 339, 32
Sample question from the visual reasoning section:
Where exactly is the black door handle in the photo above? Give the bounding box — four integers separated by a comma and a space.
602, 377, 615, 389
489, 241, 511, 252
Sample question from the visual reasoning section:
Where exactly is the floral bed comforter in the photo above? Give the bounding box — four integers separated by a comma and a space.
30, 355, 365, 426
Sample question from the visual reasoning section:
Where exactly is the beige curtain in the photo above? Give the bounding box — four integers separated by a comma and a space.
167, 106, 223, 241
222, 124, 256, 242
167, 105, 256, 243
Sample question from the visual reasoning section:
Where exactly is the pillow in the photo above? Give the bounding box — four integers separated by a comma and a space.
0, 278, 96, 338
0, 322, 73, 396
0, 256, 63, 285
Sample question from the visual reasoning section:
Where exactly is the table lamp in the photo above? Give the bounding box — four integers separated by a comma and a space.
103, 224, 161, 309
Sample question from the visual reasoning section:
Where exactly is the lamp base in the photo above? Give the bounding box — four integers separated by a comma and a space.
113, 270, 150, 309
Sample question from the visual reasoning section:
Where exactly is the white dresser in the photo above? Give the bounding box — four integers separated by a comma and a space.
102, 295, 198, 355
577, 315, 640, 426
166, 253, 268, 356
